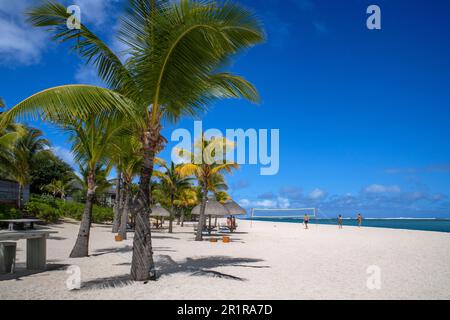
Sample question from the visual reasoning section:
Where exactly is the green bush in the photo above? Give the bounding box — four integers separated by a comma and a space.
23, 194, 113, 224
0, 203, 20, 220
57, 200, 84, 220
92, 205, 113, 223
24, 201, 62, 223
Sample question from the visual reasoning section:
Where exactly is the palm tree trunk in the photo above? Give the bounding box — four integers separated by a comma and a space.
70, 169, 95, 258
181, 209, 185, 227
169, 193, 174, 233
112, 172, 122, 233
119, 180, 130, 240
131, 124, 159, 281
196, 187, 208, 241
17, 184, 23, 210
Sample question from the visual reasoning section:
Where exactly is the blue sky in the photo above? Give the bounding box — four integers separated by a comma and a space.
1, 0, 450, 217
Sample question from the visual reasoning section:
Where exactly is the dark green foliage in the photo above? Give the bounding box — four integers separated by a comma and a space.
22, 195, 113, 224
0, 203, 20, 220
30, 152, 74, 194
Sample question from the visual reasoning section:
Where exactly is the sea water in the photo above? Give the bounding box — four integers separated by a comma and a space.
248, 217, 450, 233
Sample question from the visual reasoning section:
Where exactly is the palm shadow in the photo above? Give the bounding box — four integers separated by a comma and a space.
156, 255, 270, 281
0, 263, 69, 281
80, 255, 270, 290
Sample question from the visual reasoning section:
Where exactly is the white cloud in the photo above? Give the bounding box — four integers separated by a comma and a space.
0, 0, 48, 66
277, 197, 290, 209
364, 184, 401, 194
0, 0, 121, 67
238, 198, 289, 209
52, 146, 76, 168
308, 188, 327, 200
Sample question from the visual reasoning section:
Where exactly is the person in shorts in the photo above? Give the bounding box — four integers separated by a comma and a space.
304, 214, 309, 230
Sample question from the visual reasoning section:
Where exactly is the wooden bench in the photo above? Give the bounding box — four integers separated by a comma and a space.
0, 230, 57, 271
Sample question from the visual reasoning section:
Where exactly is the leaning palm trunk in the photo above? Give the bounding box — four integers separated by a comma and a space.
70, 170, 95, 258
112, 172, 122, 233
130, 125, 159, 281
168, 194, 174, 233
119, 181, 131, 240
196, 188, 208, 241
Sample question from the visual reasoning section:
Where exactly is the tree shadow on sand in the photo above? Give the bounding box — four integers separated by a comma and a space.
156, 255, 269, 281
79, 255, 270, 291
0, 263, 69, 281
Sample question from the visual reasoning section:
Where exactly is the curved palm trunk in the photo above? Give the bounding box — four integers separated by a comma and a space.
112, 172, 122, 233
130, 125, 158, 281
70, 169, 95, 258
196, 187, 208, 241
119, 181, 131, 240
168, 193, 174, 233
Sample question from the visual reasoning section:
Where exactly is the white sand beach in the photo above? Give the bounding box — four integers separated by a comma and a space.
1, 219, 449, 300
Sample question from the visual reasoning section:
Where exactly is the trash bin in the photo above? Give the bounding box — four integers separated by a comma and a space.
0, 242, 17, 274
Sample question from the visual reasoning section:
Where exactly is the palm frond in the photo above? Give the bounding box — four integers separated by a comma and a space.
0, 85, 135, 126
27, 1, 136, 94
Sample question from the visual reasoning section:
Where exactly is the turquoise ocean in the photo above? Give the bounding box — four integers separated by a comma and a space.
248, 217, 450, 233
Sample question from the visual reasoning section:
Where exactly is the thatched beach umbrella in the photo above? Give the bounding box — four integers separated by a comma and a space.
223, 200, 246, 216
192, 198, 230, 233
150, 204, 170, 229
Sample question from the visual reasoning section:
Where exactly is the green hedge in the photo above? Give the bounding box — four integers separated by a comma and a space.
22, 195, 113, 224
0, 203, 20, 220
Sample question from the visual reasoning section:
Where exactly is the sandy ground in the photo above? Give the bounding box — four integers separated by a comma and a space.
1, 219, 449, 300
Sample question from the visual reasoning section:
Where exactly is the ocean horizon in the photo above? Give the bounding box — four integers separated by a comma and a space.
246, 217, 450, 233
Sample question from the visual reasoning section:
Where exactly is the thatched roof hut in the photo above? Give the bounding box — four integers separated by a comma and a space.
150, 204, 171, 218
192, 198, 230, 217
223, 200, 246, 216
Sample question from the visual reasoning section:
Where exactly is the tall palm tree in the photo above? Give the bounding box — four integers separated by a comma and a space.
154, 161, 193, 233
4, 0, 264, 281
112, 135, 143, 240
177, 135, 239, 241
64, 116, 128, 257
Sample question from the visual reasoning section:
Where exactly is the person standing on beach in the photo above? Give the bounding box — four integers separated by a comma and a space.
304, 214, 309, 230
338, 215, 343, 229
357, 213, 363, 228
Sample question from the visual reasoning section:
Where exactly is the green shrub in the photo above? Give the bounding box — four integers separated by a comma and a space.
92, 205, 113, 223
23, 194, 113, 224
0, 203, 20, 220
57, 200, 84, 220
24, 201, 61, 223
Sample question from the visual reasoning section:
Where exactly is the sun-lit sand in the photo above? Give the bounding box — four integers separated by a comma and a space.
1, 219, 450, 300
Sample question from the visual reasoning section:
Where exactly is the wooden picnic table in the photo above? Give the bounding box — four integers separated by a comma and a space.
0, 230, 57, 271
0, 219, 41, 231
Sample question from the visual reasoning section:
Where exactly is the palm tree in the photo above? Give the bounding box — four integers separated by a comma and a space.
63, 116, 128, 258
4, 0, 264, 281
174, 187, 199, 227
42, 179, 73, 199
112, 135, 143, 240
0, 126, 50, 209
177, 135, 239, 241
154, 161, 194, 233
